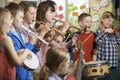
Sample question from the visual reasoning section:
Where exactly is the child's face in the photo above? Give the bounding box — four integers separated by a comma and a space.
59, 56, 70, 74
24, 6, 36, 24
79, 16, 92, 28
101, 17, 114, 28
13, 11, 24, 28
3, 13, 13, 33
45, 5, 57, 23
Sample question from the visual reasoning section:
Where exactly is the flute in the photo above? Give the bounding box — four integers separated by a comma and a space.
21, 25, 49, 45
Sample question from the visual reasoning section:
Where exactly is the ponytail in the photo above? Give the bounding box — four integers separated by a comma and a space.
39, 64, 50, 80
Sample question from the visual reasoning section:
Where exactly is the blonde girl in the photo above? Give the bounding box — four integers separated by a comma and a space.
39, 47, 70, 80
94, 11, 120, 80
0, 7, 32, 80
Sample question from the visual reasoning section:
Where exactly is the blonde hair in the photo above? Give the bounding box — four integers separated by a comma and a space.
99, 11, 115, 30
39, 47, 69, 80
0, 7, 10, 33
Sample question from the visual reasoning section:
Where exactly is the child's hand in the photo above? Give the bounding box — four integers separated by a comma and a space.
93, 49, 98, 55
104, 28, 114, 33
29, 32, 38, 45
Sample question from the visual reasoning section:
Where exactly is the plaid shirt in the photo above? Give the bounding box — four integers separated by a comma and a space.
94, 30, 120, 67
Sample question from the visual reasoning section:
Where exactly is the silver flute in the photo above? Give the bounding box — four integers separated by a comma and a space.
21, 25, 49, 45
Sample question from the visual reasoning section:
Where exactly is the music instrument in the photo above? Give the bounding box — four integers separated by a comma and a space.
53, 19, 82, 42
66, 74, 76, 80
53, 19, 81, 32
36, 19, 81, 43
76, 42, 84, 80
21, 25, 49, 45
114, 28, 120, 33
24, 52, 39, 69
83, 61, 109, 77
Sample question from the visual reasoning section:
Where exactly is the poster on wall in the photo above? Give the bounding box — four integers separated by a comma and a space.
67, 0, 89, 28
40, 0, 89, 31
52, 0, 89, 32
52, 0, 66, 21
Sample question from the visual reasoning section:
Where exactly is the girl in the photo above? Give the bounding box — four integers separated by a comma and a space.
5, 2, 38, 80
94, 11, 120, 80
73, 13, 95, 62
34, 0, 70, 74
35, 0, 70, 45
0, 7, 32, 80
39, 47, 70, 80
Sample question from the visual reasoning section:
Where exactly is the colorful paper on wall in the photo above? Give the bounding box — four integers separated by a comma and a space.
58, 13, 64, 19
72, 6, 78, 11
58, 5, 63, 11
68, 3, 74, 7
72, 12, 78, 16
67, 8, 72, 14
80, 4, 86, 10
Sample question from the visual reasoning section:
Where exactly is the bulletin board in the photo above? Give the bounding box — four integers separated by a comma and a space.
52, 0, 67, 21
52, 0, 89, 31
39, 0, 90, 32
67, 0, 89, 28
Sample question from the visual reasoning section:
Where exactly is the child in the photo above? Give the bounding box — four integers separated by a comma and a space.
39, 47, 71, 80
0, 7, 32, 80
34, 0, 70, 71
19, 1, 38, 44
35, 0, 70, 45
5, 2, 39, 80
94, 11, 120, 80
73, 13, 95, 63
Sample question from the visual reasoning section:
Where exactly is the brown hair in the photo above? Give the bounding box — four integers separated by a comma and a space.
19, 1, 35, 13
5, 2, 24, 17
99, 11, 115, 30
78, 13, 91, 22
39, 47, 69, 80
35, 0, 56, 30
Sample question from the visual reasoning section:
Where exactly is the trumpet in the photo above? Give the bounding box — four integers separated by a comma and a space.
21, 25, 49, 45
36, 20, 65, 37
52, 19, 82, 42
35, 19, 81, 42
53, 19, 81, 31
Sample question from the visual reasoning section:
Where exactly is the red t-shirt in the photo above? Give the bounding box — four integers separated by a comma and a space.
0, 35, 16, 80
74, 32, 95, 62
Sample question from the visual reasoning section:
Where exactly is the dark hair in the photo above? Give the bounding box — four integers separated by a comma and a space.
35, 0, 56, 29
5, 2, 24, 17
78, 13, 91, 22
19, 1, 35, 13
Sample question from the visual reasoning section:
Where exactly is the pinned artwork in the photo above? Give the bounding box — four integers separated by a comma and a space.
58, 5, 63, 11
91, 0, 109, 11
80, 4, 86, 10
58, 13, 64, 19
99, 0, 109, 7
92, 4, 101, 11
72, 12, 79, 16
92, 14, 100, 22
72, 6, 78, 11
68, 3, 74, 7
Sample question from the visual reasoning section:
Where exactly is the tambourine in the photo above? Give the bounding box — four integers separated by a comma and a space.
24, 52, 39, 69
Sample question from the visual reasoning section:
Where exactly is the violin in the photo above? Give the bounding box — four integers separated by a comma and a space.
114, 28, 120, 33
